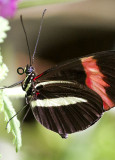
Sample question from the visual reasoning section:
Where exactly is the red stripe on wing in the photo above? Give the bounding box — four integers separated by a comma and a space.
33, 73, 44, 81
81, 56, 114, 111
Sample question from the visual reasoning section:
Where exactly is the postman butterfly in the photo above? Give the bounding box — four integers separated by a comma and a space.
4, 9, 115, 138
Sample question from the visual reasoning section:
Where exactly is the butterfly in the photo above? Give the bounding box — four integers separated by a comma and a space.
18, 50, 115, 138
4, 9, 115, 138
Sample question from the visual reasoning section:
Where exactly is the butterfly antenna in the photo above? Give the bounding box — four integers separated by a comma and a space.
6, 104, 28, 129
20, 15, 32, 65
32, 9, 47, 64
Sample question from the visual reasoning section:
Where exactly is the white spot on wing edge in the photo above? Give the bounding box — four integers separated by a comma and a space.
31, 97, 87, 108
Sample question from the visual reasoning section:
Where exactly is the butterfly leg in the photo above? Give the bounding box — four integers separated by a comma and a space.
25, 94, 30, 104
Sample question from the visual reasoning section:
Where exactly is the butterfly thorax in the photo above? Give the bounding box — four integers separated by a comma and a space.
20, 65, 36, 96
22, 72, 35, 91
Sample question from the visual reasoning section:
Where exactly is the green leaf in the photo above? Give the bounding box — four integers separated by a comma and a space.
18, 0, 77, 8
0, 17, 10, 44
1, 95, 22, 152
0, 63, 8, 82
0, 91, 4, 110
0, 49, 9, 82
0, 49, 22, 152
0, 18, 21, 154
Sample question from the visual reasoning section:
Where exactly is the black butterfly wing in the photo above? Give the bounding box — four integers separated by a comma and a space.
35, 55, 86, 85
92, 51, 115, 110
35, 50, 115, 111
31, 82, 103, 137
30, 50, 115, 137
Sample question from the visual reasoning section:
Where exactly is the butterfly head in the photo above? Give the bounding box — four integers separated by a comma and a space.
17, 64, 34, 75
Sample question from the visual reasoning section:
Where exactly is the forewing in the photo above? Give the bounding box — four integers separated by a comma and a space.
35, 57, 86, 85
35, 50, 115, 111
81, 51, 115, 110
31, 82, 103, 136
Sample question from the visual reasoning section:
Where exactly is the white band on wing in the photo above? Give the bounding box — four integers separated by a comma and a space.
31, 97, 87, 108
35, 80, 74, 88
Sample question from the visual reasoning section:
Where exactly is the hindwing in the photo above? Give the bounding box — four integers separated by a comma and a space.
31, 81, 103, 136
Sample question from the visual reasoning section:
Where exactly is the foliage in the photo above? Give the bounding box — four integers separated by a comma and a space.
0, 17, 10, 43
0, 52, 22, 152
18, 0, 81, 8
0, 5, 22, 152
3, 95, 22, 152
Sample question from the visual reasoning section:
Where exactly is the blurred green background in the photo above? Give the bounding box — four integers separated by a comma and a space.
0, 0, 115, 159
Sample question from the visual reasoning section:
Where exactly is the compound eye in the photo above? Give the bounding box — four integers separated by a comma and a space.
17, 67, 24, 75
